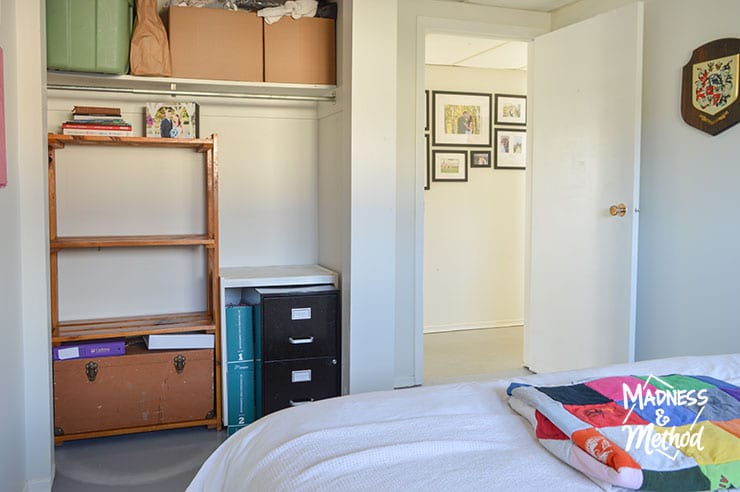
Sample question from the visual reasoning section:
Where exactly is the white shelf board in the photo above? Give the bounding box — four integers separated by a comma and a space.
47, 71, 336, 101
220, 264, 338, 288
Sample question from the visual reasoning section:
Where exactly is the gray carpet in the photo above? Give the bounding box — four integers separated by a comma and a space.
52, 427, 228, 492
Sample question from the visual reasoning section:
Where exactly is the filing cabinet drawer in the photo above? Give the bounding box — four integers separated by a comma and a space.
261, 357, 339, 415
261, 292, 339, 361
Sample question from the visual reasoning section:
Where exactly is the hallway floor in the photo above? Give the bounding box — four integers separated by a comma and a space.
423, 325, 531, 385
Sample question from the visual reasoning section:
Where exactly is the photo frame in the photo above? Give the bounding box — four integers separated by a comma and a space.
494, 129, 526, 170
145, 102, 199, 138
425, 90, 430, 132
470, 150, 491, 168
495, 94, 527, 126
432, 150, 468, 182
432, 91, 492, 147
424, 134, 430, 190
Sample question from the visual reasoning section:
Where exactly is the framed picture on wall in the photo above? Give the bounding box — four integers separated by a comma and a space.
470, 150, 491, 168
432, 150, 468, 182
494, 129, 526, 170
432, 91, 492, 147
425, 134, 431, 190
494, 94, 527, 126
425, 90, 430, 132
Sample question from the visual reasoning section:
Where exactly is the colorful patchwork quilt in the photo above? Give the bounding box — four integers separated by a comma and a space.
507, 375, 740, 491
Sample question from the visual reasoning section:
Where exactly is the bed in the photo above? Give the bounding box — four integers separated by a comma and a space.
187, 354, 739, 491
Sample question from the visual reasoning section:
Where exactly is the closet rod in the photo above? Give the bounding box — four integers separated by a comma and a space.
47, 84, 336, 102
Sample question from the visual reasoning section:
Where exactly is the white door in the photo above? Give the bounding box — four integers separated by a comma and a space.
525, 2, 643, 373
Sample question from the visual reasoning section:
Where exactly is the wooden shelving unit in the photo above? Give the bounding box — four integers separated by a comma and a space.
48, 133, 222, 443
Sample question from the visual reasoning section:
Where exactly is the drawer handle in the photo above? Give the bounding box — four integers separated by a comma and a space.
288, 336, 314, 345
289, 398, 315, 407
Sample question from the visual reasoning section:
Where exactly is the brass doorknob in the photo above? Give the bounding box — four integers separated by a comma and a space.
609, 203, 627, 217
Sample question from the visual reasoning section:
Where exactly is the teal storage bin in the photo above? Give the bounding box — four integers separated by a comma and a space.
46, 0, 133, 74
225, 305, 254, 363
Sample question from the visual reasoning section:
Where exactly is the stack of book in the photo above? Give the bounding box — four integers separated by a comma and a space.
61, 106, 132, 136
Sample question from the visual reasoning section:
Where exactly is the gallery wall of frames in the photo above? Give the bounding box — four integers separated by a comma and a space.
424, 89, 526, 189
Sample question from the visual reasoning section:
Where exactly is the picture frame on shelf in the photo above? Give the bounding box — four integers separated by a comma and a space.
494, 94, 527, 126
470, 150, 491, 168
425, 134, 431, 190
494, 129, 527, 170
145, 102, 199, 139
432, 91, 492, 147
432, 150, 468, 182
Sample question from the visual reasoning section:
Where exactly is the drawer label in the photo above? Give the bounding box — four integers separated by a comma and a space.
292, 369, 312, 383
291, 307, 312, 320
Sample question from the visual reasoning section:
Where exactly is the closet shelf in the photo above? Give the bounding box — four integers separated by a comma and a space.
53, 312, 217, 343
48, 133, 214, 151
51, 235, 216, 250
47, 71, 337, 102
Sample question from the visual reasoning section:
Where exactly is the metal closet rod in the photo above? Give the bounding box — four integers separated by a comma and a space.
47, 83, 336, 102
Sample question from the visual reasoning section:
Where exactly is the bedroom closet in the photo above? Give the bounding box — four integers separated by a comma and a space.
422, 34, 528, 384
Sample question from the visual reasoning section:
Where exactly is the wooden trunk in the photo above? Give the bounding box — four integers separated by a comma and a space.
53, 344, 214, 438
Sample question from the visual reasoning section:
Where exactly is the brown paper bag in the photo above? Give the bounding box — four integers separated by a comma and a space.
130, 0, 172, 76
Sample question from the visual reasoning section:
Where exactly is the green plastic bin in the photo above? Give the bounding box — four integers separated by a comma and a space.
46, 0, 133, 74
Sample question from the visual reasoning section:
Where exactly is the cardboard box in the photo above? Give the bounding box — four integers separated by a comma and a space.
264, 17, 336, 85
168, 6, 263, 82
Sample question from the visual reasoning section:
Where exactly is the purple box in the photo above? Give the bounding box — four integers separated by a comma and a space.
53, 339, 126, 361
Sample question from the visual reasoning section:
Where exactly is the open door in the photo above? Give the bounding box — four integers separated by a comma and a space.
525, 2, 643, 373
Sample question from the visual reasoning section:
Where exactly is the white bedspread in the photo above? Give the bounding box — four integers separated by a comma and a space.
187, 354, 739, 491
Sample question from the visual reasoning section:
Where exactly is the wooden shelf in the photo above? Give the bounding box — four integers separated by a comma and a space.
51, 234, 215, 250
48, 133, 214, 151
53, 312, 217, 343
47, 71, 336, 102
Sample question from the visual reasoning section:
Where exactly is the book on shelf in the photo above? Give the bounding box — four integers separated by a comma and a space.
72, 115, 130, 122
53, 339, 126, 361
72, 105, 122, 117
62, 122, 132, 131
144, 333, 215, 350
62, 128, 133, 136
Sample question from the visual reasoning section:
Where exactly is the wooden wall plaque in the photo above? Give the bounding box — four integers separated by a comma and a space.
681, 38, 740, 136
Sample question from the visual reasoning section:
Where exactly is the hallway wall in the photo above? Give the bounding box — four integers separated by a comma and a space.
424, 65, 526, 333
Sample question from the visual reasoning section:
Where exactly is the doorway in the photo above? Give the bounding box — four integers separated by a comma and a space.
422, 34, 529, 385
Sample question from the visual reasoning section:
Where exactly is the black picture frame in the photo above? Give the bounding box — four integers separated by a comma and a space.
470, 150, 491, 168
494, 94, 527, 126
432, 150, 468, 182
424, 90, 430, 132
494, 128, 526, 170
432, 91, 492, 147
424, 133, 430, 190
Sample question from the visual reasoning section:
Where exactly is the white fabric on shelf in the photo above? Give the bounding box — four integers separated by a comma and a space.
257, 0, 318, 24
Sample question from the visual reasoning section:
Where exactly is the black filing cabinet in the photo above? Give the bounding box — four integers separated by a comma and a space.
254, 287, 341, 416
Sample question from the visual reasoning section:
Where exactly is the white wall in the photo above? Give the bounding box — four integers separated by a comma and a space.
396, 0, 548, 386
16, 0, 55, 490
0, 1, 28, 490
346, 0, 398, 393
424, 65, 526, 333
635, 0, 740, 358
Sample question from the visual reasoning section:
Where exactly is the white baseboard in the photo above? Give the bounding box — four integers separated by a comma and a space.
394, 375, 420, 389
423, 319, 523, 334
24, 477, 52, 492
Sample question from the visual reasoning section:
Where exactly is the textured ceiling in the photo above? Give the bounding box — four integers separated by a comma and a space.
425, 0, 583, 70
426, 34, 528, 70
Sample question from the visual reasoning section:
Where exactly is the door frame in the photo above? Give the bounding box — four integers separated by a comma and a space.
413, 16, 547, 386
